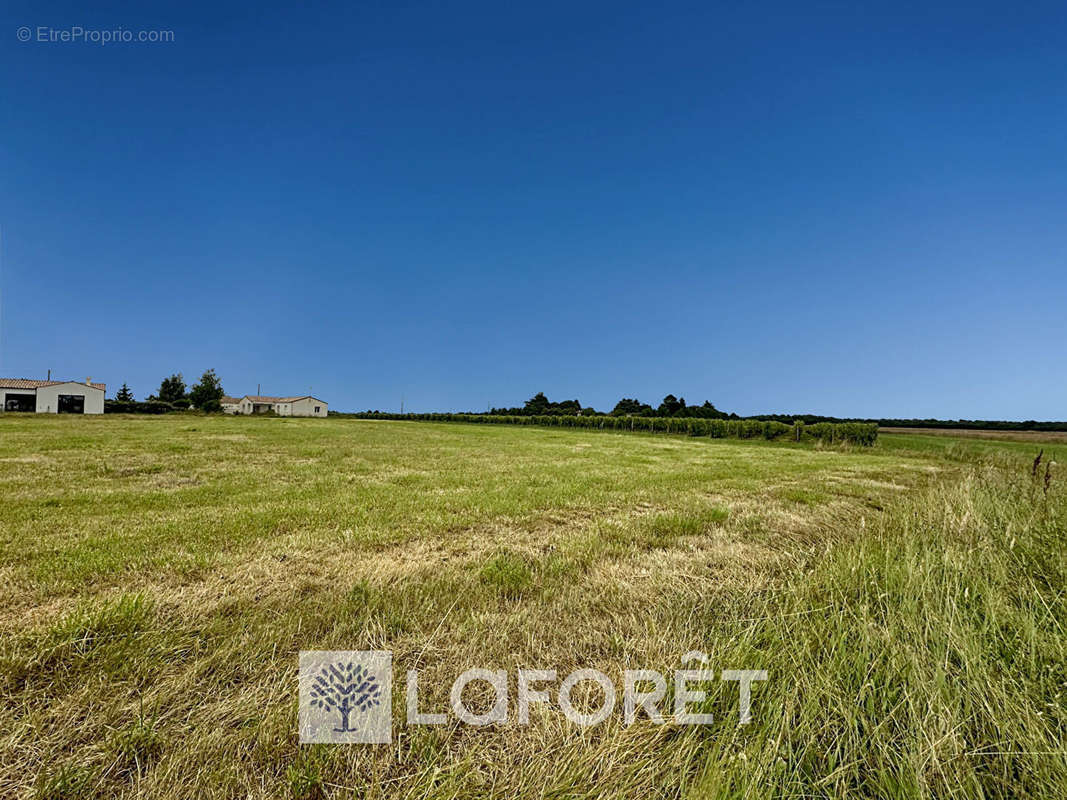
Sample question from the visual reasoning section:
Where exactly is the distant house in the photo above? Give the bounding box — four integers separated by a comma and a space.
227, 395, 327, 417
0, 377, 106, 414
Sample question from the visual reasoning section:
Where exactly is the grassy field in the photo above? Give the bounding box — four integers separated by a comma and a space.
0, 416, 1063, 799
880, 427, 1067, 444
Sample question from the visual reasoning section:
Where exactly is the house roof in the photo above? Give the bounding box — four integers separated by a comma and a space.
220, 396, 240, 405
0, 378, 106, 391
242, 395, 326, 404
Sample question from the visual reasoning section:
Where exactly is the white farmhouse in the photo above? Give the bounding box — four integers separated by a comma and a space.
227, 395, 327, 417
0, 377, 106, 414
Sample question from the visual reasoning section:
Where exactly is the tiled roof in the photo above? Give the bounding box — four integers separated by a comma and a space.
244, 395, 310, 403
220, 396, 240, 405
0, 378, 106, 391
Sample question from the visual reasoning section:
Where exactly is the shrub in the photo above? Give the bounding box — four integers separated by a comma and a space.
105, 400, 175, 414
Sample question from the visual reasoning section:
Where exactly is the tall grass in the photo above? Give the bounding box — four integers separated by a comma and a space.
679, 461, 1067, 798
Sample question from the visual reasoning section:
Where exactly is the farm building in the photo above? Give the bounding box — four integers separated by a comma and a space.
220, 396, 241, 414
227, 395, 327, 417
0, 378, 106, 414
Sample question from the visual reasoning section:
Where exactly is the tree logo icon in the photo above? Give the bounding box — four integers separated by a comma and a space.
309, 661, 383, 732
299, 651, 392, 743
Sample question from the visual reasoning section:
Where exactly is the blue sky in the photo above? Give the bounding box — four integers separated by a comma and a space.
1, 1, 1064, 417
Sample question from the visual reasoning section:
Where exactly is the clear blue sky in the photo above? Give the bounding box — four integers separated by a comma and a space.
1, 1, 1064, 418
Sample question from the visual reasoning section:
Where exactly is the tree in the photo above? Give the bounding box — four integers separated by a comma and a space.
698, 400, 727, 419
674, 399, 728, 419
523, 392, 551, 415
115, 383, 135, 403
189, 369, 225, 412
658, 394, 684, 415
611, 398, 652, 416
554, 399, 581, 415
309, 661, 382, 733
157, 373, 187, 405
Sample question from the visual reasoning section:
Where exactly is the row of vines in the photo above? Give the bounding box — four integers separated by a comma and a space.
352, 412, 879, 446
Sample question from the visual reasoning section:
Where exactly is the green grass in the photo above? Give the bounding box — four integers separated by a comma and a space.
479, 551, 535, 597
0, 414, 1063, 798
879, 430, 1067, 464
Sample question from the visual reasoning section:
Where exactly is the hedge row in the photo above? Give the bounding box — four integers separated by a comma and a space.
105, 400, 180, 414
352, 412, 879, 446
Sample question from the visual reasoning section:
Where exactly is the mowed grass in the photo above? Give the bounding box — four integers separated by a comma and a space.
879, 429, 1067, 465
0, 415, 1063, 799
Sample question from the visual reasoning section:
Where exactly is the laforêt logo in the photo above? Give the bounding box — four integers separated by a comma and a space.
310, 661, 383, 731
299, 651, 392, 743
299, 649, 767, 745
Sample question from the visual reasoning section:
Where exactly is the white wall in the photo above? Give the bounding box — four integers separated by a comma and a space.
290, 397, 327, 417
230, 397, 326, 416
34, 382, 105, 414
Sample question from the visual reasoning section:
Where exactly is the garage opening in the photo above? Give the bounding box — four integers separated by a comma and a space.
3, 393, 36, 412
57, 394, 85, 414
